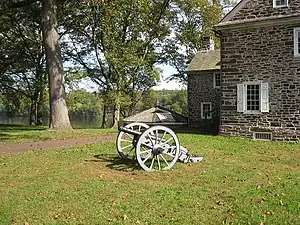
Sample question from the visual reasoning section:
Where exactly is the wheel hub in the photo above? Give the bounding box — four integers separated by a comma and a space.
152, 144, 164, 155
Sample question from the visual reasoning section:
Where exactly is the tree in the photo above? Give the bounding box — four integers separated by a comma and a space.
62, 0, 171, 128
41, 0, 72, 130
162, 0, 223, 84
1, 0, 72, 130
66, 90, 102, 117
155, 90, 187, 115
0, 3, 47, 125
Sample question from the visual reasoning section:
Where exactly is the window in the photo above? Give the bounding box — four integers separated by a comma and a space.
273, 0, 288, 7
213, 72, 221, 89
246, 84, 260, 111
237, 82, 269, 114
294, 28, 300, 57
201, 102, 212, 119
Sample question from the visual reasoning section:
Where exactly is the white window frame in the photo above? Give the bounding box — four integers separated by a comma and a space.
201, 102, 212, 119
237, 81, 269, 114
294, 27, 300, 57
273, 0, 288, 8
213, 72, 221, 89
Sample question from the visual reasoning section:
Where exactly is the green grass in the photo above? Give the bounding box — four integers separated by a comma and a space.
0, 132, 300, 224
0, 124, 117, 145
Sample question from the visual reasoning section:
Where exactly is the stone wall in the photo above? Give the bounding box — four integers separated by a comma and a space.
220, 24, 300, 141
188, 71, 221, 134
230, 0, 300, 22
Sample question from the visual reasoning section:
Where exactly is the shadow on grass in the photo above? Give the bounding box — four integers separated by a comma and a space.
85, 154, 141, 171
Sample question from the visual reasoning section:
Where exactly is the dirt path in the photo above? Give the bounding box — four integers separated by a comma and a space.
0, 134, 116, 155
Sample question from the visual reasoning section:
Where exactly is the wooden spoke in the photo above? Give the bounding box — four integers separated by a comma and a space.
149, 157, 155, 170
158, 131, 166, 144
121, 144, 133, 150
155, 129, 159, 144
142, 152, 152, 163
120, 139, 132, 143
140, 149, 152, 154
163, 137, 173, 145
157, 155, 161, 170
147, 134, 154, 147
124, 147, 135, 157
159, 154, 170, 167
125, 133, 133, 139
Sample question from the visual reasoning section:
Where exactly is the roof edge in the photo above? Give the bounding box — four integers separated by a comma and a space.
220, 0, 250, 23
186, 68, 220, 73
216, 14, 300, 30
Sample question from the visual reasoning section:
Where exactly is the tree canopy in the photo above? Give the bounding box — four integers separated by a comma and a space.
0, 0, 226, 128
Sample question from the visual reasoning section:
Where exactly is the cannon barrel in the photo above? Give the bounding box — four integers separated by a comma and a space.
118, 126, 142, 136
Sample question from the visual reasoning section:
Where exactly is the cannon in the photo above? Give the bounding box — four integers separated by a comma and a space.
116, 122, 203, 171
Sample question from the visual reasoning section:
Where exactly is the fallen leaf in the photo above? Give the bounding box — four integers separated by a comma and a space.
280, 200, 284, 206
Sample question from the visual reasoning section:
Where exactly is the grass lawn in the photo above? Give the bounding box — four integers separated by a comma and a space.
0, 130, 300, 224
0, 124, 117, 145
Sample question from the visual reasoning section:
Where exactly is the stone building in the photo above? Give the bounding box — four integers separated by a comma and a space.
188, 0, 300, 141
187, 38, 221, 134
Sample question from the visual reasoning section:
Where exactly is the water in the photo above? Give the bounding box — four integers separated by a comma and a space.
0, 115, 113, 128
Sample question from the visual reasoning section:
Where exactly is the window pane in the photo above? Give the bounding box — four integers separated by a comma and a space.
214, 73, 221, 87
246, 84, 260, 111
276, 0, 287, 5
202, 103, 212, 119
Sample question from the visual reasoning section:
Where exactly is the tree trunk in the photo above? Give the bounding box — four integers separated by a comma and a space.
112, 92, 120, 129
29, 100, 35, 125
101, 104, 107, 128
41, 0, 72, 130
36, 90, 44, 125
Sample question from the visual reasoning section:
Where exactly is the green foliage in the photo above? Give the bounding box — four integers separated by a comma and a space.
0, 3, 47, 124
65, 71, 89, 90
0, 93, 28, 116
133, 89, 157, 112
162, 0, 223, 83
156, 89, 187, 115
119, 89, 187, 116
62, 0, 166, 91
61, 0, 173, 125
0, 0, 226, 126
66, 90, 103, 116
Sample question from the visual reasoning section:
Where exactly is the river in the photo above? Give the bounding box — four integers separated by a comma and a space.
0, 115, 114, 128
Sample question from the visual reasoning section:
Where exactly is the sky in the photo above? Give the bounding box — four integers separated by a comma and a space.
153, 65, 185, 90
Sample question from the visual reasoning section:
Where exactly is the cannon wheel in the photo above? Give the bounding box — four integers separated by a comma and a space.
136, 126, 180, 171
116, 122, 149, 160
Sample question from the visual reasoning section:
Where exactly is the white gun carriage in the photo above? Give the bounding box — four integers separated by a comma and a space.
117, 122, 203, 171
